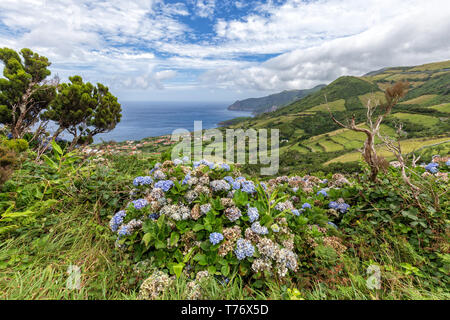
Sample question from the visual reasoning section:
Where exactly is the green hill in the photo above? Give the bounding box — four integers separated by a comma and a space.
222, 60, 450, 174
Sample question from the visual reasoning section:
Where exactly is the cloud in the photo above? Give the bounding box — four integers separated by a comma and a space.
1, 0, 449, 99
201, 0, 450, 91
195, 0, 216, 19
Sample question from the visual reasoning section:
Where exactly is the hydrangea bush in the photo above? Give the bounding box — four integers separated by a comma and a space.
109, 159, 356, 287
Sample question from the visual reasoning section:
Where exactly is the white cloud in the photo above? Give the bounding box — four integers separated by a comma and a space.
0, 0, 449, 99
202, 0, 450, 91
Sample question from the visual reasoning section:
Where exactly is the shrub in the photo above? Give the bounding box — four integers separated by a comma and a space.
4, 138, 29, 153
0, 144, 16, 187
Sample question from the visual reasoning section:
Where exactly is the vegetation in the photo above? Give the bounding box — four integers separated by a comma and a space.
0, 59, 448, 300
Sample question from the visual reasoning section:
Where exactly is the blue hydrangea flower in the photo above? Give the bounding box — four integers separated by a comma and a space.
182, 156, 190, 163
329, 201, 350, 213
148, 213, 160, 220
193, 159, 215, 169
109, 210, 126, 232
425, 162, 438, 173
251, 221, 268, 235
118, 224, 131, 237
327, 221, 338, 229
321, 179, 328, 184
241, 181, 256, 194
232, 181, 241, 190
446, 160, 450, 166
220, 163, 230, 171
223, 176, 234, 184
234, 238, 255, 260
292, 209, 300, 216
182, 174, 191, 185
132, 199, 148, 210
7, 132, 13, 139
133, 176, 153, 186
209, 232, 224, 245
302, 203, 312, 209
317, 189, 328, 197
154, 180, 174, 192
173, 159, 183, 166
247, 206, 259, 223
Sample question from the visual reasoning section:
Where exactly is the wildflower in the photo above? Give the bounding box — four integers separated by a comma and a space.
139, 271, 173, 300
149, 213, 159, 220
200, 203, 212, 215
327, 221, 338, 229
247, 206, 259, 223
241, 181, 256, 194
291, 209, 300, 216
185, 190, 198, 203
223, 176, 234, 184
425, 162, 439, 173
271, 224, 280, 233
182, 156, 190, 163
234, 238, 255, 260
160, 204, 191, 221
133, 176, 153, 186
274, 200, 294, 212
173, 159, 183, 166
209, 232, 224, 245
329, 201, 350, 213
252, 258, 272, 273
302, 203, 312, 210
317, 189, 328, 197
118, 224, 131, 237
153, 169, 167, 180
132, 199, 148, 210
182, 174, 191, 185
251, 221, 268, 235
210, 180, 231, 192
154, 180, 174, 192
109, 210, 126, 232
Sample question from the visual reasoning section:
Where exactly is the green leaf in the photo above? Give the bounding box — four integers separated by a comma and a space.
193, 224, 204, 232
221, 264, 230, 276
42, 155, 58, 170
170, 232, 180, 246
143, 233, 152, 247
173, 263, 184, 279
155, 240, 166, 249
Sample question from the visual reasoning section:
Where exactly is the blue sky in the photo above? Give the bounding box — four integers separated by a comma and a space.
0, 0, 449, 103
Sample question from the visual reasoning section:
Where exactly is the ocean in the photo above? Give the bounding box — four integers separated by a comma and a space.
51, 101, 252, 143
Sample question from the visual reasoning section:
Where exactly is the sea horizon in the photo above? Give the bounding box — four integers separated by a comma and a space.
89, 101, 252, 143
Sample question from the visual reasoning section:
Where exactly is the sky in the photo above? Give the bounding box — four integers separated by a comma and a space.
0, 0, 449, 103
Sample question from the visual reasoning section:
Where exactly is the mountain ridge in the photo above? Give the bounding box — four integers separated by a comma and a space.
227, 84, 325, 114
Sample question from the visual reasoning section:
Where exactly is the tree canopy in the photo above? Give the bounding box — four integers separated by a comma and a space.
43, 76, 122, 147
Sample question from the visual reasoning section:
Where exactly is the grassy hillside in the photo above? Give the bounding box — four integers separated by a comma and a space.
222, 60, 450, 174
